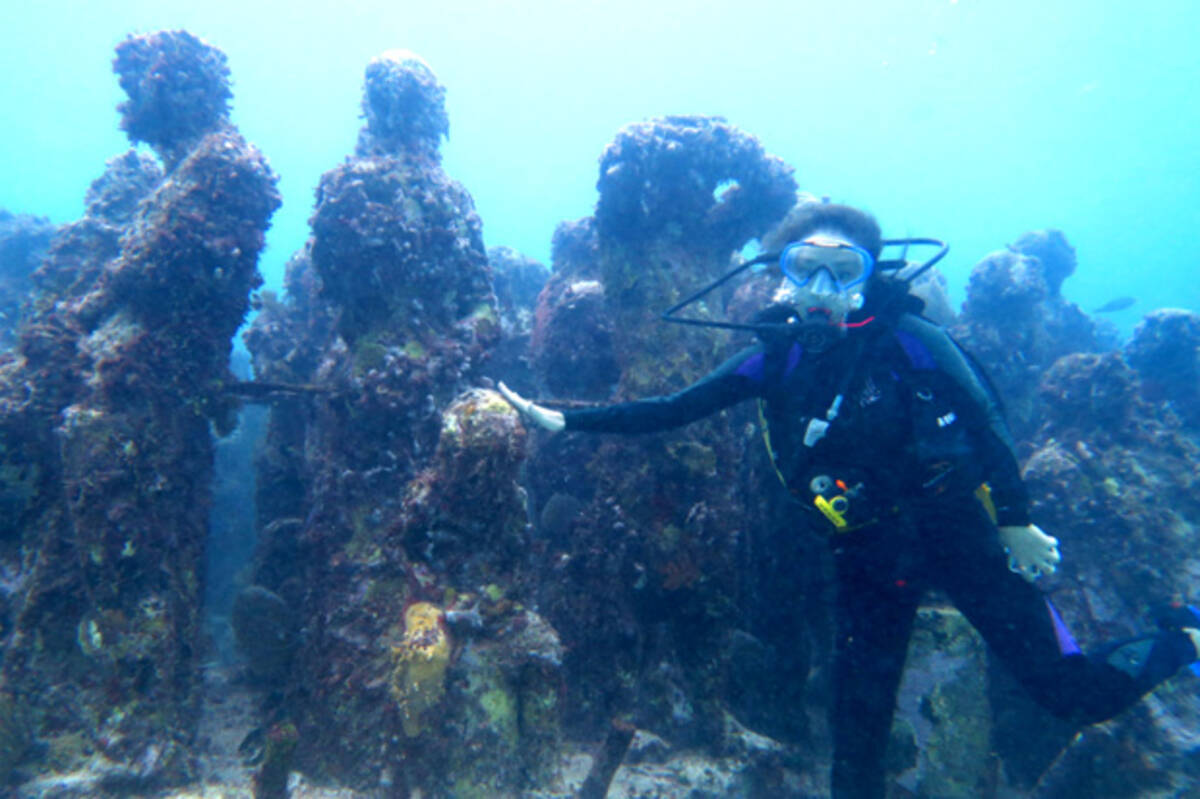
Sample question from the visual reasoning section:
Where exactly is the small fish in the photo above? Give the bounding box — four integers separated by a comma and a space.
1093, 296, 1136, 314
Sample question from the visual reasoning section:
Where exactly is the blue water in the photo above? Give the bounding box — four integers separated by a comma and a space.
3, 0, 1198, 327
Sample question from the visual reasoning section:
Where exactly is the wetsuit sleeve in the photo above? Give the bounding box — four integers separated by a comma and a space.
978, 428, 1031, 527
564, 347, 764, 434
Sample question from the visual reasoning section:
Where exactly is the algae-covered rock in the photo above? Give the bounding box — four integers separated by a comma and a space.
0, 210, 55, 350
889, 606, 995, 797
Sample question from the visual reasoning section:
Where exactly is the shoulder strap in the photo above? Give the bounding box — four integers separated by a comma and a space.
894, 314, 1016, 450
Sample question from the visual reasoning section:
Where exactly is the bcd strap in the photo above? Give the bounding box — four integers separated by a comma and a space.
757, 398, 790, 490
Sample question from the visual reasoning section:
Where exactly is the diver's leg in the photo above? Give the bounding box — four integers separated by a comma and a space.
829, 536, 921, 799
937, 509, 1196, 723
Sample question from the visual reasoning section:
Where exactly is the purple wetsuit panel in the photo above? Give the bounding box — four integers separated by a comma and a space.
1045, 599, 1082, 657
735, 352, 765, 383
894, 330, 937, 371
735, 343, 803, 384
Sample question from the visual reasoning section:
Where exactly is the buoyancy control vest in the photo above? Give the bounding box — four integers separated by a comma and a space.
759, 312, 1011, 532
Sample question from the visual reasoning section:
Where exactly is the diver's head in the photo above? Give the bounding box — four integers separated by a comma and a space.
761, 202, 882, 350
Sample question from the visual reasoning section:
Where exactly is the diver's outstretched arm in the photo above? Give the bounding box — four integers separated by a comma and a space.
498, 382, 565, 432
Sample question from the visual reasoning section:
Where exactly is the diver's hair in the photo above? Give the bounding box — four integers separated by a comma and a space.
761, 202, 883, 261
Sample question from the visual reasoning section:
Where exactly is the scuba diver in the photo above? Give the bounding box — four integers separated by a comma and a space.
499, 202, 1200, 798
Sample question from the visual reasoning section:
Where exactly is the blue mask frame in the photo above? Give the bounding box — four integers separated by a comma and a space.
779, 240, 876, 293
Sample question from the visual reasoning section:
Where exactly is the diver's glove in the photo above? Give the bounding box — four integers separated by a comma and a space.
998, 524, 1061, 582
498, 381, 565, 432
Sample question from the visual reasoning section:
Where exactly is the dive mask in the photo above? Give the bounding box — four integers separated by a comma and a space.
779, 237, 875, 292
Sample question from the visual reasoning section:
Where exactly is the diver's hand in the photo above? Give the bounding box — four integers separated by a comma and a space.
498, 381, 565, 432
998, 524, 1061, 582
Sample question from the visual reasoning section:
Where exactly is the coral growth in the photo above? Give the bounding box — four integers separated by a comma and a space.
1010, 228, 1076, 296
309, 155, 493, 347
389, 602, 452, 737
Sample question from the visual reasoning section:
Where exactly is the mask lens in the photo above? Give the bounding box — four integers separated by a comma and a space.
780, 241, 873, 291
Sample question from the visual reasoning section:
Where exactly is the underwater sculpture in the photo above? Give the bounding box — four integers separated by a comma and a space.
0, 30, 279, 786
521, 116, 800, 752
242, 51, 566, 796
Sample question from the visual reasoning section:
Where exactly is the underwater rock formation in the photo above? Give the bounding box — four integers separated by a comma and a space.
0, 30, 278, 787
0, 211, 55, 350
953, 230, 1099, 440
1124, 308, 1200, 429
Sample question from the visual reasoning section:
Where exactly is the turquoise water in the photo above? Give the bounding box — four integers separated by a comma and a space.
3, 0, 1197, 326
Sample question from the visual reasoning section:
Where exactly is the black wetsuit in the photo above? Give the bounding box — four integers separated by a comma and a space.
562, 311, 1195, 798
